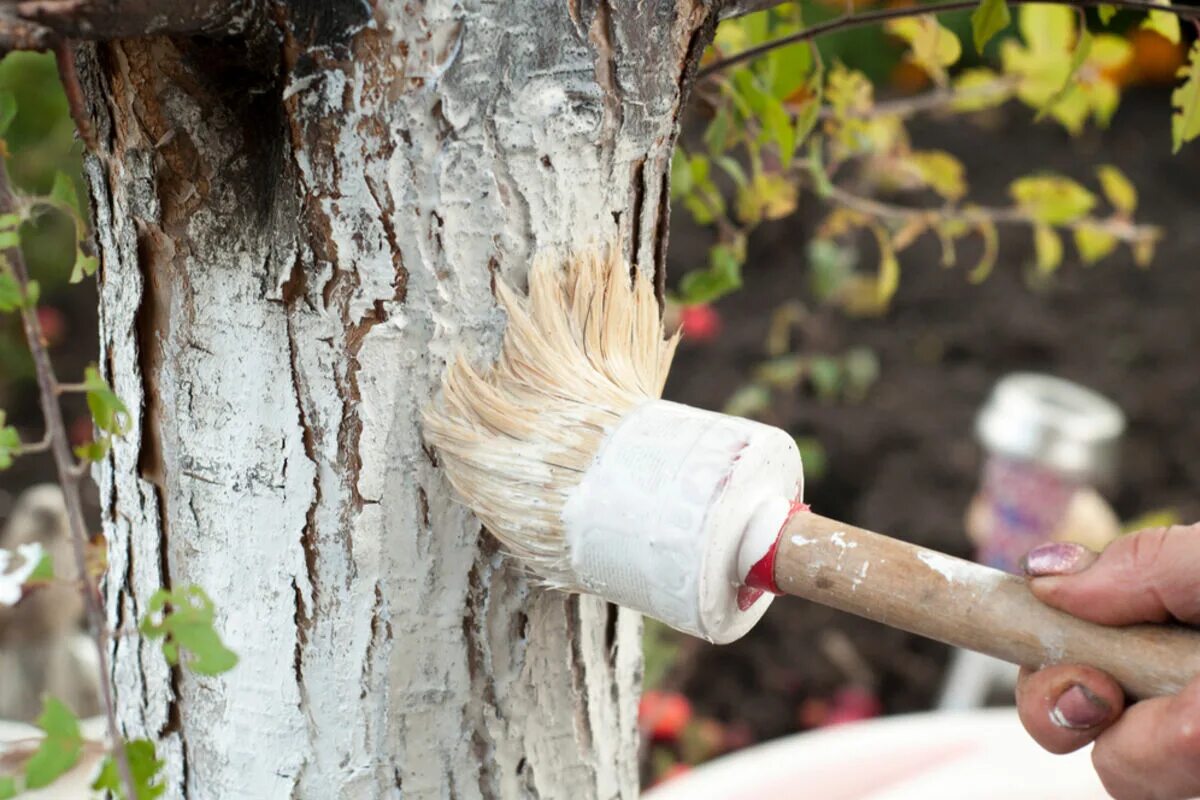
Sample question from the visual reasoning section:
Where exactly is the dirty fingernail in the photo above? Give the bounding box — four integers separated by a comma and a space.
1021, 542, 1093, 577
1050, 684, 1110, 730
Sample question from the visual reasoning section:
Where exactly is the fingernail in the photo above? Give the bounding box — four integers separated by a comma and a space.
1021, 542, 1092, 577
1050, 684, 1110, 730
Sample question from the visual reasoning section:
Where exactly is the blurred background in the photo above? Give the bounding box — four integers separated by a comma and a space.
0, 4, 1197, 796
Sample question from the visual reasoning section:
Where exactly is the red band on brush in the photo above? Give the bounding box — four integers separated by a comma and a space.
740, 500, 811, 606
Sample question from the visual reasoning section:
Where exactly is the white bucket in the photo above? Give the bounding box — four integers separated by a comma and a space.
644, 708, 1108, 800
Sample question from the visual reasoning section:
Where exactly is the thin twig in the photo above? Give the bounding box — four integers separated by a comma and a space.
700, 0, 1200, 77
52, 40, 97, 153
0, 161, 136, 798
824, 181, 1154, 242
15, 435, 51, 455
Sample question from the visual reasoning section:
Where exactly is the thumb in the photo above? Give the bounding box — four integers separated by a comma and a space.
1021, 525, 1200, 626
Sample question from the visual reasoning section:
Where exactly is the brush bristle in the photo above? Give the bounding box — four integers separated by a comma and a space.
423, 246, 680, 588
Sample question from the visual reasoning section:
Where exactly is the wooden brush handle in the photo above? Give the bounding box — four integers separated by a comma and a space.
773, 512, 1200, 699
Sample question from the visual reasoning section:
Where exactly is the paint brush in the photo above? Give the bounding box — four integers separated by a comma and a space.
423, 246, 1200, 700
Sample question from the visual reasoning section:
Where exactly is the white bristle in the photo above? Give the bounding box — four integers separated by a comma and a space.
422, 246, 680, 589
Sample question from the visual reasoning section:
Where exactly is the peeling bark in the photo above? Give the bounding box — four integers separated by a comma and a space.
78, 2, 716, 797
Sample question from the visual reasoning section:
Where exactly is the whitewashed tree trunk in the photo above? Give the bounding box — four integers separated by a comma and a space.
75, 2, 716, 797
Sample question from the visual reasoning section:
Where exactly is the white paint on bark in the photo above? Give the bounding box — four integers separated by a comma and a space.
79, 1, 714, 797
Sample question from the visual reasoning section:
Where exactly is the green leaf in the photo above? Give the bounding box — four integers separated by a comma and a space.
140, 586, 239, 676
794, 437, 827, 480
0, 213, 21, 231
1010, 174, 1096, 224
49, 172, 82, 217
0, 410, 18, 470
723, 383, 771, 419
0, 91, 16, 138
82, 365, 131, 436
0, 776, 16, 799
29, 551, 55, 581
74, 436, 111, 463
92, 739, 166, 800
678, 244, 744, 305
23, 697, 82, 790
1033, 223, 1064, 275
1097, 5, 1117, 24
972, 0, 1011, 53
1171, 41, 1200, 153
1074, 223, 1119, 264
808, 356, 843, 401
1095, 164, 1137, 213
23, 280, 39, 309
69, 252, 99, 284
0, 273, 21, 313
0, 230, 19, 251
669, 148, 692, 199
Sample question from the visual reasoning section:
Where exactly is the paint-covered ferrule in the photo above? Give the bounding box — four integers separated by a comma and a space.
560, 399, 804, 644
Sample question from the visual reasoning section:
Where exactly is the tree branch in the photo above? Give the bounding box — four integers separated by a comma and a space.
0, 157, 137, 800
705, 0, 1200, 76
0, 0, 258, 51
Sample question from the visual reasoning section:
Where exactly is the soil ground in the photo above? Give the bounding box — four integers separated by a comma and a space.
660, 88, 1200, 743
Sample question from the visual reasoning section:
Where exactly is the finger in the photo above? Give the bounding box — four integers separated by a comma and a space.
1091, 677, 1200, 800
1021, 524, 1200, 625
1015, 664, 1125, 755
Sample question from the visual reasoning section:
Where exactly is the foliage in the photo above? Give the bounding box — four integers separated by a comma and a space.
93, 739, 167, 800
0, 52, 238, 800
140, 586, 240, 676
674, 1, 1177, 314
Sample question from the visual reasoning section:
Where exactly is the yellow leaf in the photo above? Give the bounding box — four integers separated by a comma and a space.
1010, 174, 1096, 224
817, 207, 870, 239
1089, 34, 1134, 70
1095, 164, 1137, 213
871, 225, 900, 305
826, 63, 874, 117
886, 16, 962, 81
968, 219, 999, 283
891, 217, 928, 252
1020, 5, 1074, 54
1133, 232, 1158, 267
909, 150, 967, 201
1073, 223, 1118, 264
1033, 224, 1063, 274
1142, 0, 1182, 45
736, 172, 798, 224
951, 68, 1014, 111
1172, 40, 1200, 153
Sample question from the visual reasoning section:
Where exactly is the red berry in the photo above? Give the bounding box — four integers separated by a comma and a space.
824, 686, 882, 726
639, 690, 692, 741
680, 304, 722, 342
69, 415, 95, 447
36, 306, 67, 347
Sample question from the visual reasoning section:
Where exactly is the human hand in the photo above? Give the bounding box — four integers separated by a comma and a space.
1015, 525, 1200, 800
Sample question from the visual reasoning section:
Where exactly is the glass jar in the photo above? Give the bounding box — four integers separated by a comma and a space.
969, 373, 1125, 573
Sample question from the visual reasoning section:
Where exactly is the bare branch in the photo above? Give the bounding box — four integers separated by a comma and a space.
0, 0, 258, 48
0, 158, 137, 800
721, 0, 790, 19
705, 0, 1200, 76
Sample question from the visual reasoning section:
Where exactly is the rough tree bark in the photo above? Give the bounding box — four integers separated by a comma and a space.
64, 1, 717, 797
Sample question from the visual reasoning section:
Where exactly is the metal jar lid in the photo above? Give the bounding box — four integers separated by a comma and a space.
975, 373, 1126, 484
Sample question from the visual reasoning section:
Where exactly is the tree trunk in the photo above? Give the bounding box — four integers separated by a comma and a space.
77, 2, 715, 796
